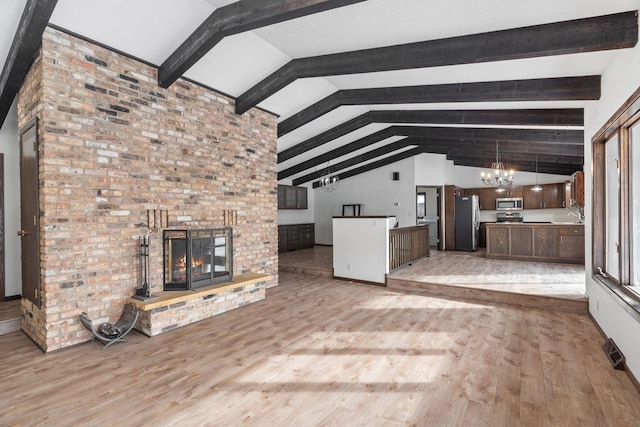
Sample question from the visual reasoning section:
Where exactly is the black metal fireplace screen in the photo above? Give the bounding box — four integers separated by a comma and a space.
163, 228, 233, 291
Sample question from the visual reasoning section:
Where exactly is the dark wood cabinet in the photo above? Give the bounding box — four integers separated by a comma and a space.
486, 226, 509, 255
478, 223, 487, 248
463, 186, 523, 210
570, 171, 585, 207
278, 226, 289, 253
558, 226, 585, 261
523, 183, 565, 209
522, 185, 540, 210
486, 224, 583, 264
298, 223, 315, 248
533, 227, 559, 258
278, 223, 315, 253
277, 185, 308, 209
463, 187, 497, 210
444, 185, 457, 251
510, 226, 533, 256
542, 183, 565, 208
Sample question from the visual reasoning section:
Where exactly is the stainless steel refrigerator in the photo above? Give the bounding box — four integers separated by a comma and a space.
455, 195, 480, 251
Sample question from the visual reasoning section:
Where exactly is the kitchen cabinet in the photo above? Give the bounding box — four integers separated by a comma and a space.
570, 171, 585, 207
278, 223, 315, 253
533, 227, 558, 258
444, 185, 458, 251
478, 223, 487, 248
558, 226, 584, 262
486, 226, 509, 255
277, 185, 308, 209
463, 186, 523, 210
523, 183, 565, 209
486, 223, 584, 264
463, 187, 497, 211
510, 226, 533, 256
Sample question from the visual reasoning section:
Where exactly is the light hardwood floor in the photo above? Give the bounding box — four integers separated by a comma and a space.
0, 299, 21, 335
280, 246, 587, 312
1, 271, 638, 426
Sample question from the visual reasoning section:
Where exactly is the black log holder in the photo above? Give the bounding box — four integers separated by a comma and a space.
133, 235, 158, 301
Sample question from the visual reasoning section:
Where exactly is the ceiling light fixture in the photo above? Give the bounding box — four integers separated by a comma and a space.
480, 141, 514, 193
318, 163, 339, 192
532, 154, 542, 192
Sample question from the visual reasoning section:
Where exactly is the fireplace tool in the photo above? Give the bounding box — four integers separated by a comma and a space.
133, 235, 158, 301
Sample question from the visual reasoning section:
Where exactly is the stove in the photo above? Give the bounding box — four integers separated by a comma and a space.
496, 212, 523, 223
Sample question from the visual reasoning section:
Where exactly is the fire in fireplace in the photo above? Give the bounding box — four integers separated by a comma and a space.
163, 228, 233, 291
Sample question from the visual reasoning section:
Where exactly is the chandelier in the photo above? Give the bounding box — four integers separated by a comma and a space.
480, 142, 514, 192
318, 163, 339, 192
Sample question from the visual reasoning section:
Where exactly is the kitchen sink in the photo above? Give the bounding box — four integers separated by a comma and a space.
550, 221, 584, 225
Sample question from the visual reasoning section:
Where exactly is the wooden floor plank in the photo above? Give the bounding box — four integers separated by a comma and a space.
0, 271, 638, 426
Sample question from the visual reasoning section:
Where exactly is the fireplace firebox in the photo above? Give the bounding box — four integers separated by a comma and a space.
163, 228, 233, 291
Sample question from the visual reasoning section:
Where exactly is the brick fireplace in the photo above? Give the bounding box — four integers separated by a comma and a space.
163, 228, 233, 291
17, 27, 279, 352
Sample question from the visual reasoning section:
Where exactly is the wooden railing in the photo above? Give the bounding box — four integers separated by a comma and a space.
389, 225, 430, 271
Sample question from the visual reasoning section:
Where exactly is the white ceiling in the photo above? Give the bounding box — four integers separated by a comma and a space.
2, 0, 639, 182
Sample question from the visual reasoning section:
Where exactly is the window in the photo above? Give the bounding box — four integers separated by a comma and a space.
605, 132, 620, 282
632, 122, 640, 287
593, 87, 640, 304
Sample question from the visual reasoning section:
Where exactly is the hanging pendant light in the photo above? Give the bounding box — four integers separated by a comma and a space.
480, 141, 515, 192
317, 162, 339, 192
532, 154, 542, 192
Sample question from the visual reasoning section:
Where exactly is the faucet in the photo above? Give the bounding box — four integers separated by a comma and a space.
568, 207, 584, 223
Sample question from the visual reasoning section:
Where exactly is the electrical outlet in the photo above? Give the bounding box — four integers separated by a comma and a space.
346, 263, 351, 271
596, 300, 599, 311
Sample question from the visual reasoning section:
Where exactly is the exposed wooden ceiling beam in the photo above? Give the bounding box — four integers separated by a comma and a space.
0, 0, 58, 128
278, 76, 600, 137
398, 126, 583, 145
279, 125, 583, 179
158, 0, 367, 89
278, 108, 583, 162
237, 11, 637, 114
409, 141, 584, 163
367, 109, 584, 126
411, 138, 584, 157
450, 156, 578, 175
311, 147, 424, 188
278, 127, 397, 179
292, 140, 410, 185
445, 151, 583, 165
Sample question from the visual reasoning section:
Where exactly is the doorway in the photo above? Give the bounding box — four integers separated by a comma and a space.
19, 118, 40, 307
416, 186, 443, 251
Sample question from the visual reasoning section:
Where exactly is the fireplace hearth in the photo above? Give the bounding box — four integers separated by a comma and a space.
163, 228, 233, 291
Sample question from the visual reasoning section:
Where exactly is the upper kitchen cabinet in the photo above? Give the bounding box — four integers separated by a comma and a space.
462, 187, 497, 210
570, 171, 585, 207
463, 186, 523, 210
523, 183, 566, 209
278, 184, 308, 209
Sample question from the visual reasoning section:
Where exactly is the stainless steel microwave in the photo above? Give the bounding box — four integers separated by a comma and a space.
496, 197, 523, 211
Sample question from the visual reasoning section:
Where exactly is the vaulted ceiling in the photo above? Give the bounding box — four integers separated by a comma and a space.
1, 0, 638, 184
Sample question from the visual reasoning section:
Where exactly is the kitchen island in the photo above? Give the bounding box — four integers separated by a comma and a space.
485, 222, 584, 264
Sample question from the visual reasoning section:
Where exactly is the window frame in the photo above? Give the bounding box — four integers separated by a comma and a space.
592, 86, 640, 312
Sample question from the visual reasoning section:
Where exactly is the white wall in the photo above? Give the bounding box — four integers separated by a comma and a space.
314, 156, 416, 244
584, 39, 640, 378
0, 101, 22, 297
332, 216, 395, 284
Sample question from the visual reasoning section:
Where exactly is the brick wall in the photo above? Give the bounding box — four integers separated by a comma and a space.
17, 28, 278, 352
